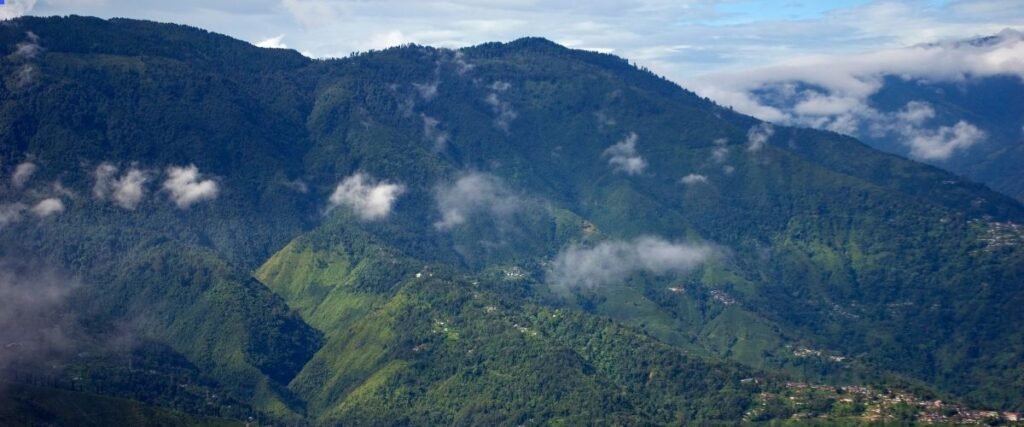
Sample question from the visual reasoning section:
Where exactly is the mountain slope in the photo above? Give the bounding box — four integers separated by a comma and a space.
1, 16, 1023, 424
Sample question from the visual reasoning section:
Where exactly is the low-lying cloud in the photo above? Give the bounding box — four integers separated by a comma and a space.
0, 258, 80, 381
548, 236, 716, 291
680, 173, 709, 185
163, 165, 219, 209
11, 162, 37, 189
30, 198, 64, 218
328, 172, 406, 221
603, 132, 647, 175
904, 121, 985, 160
93, 163, 150, 210
434, 172, 520, 230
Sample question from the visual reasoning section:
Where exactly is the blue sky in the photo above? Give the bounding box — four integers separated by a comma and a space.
2, 1, 1021, 91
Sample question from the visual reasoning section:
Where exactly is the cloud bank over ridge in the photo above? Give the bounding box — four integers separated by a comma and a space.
696, 28, 1024, 160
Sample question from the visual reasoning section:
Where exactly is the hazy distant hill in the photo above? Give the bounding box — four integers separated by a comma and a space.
1, 16, 1023, 424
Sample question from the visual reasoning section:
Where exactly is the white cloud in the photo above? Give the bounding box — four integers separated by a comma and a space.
896, 101, 936, 125
11, 162, 37, 189
746, 123, 774, 152
603, 132, 647, 175
30, 198, 63, 218
93, 163, 150, 209
547, 236, 716, 291
434, 172, 519, 230
255, 34, 288, 49
328, 172, 405, 220
111, 169, 149, 209
904, 121, 986, 160
163, 165, 219, 209
680, 173, 708, 185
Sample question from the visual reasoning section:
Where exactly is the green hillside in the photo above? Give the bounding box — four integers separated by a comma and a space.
1, 16, 1023, 424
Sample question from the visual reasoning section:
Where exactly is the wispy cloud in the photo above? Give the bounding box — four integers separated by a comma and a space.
746, 123, 774, 152
710, 138, 730, 163
11, 161, 37, 189
547, 236, 716, 291
603, 132, 647, 175
421, 114, 450, 151
0, 203, 28, 229
413, 81, 439, 100
434, 172, 520, 230
484, 81, 517, 132
163, 165, 219, 209
328, 172, 405, 220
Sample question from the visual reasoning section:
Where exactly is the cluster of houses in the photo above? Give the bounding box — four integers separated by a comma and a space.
750, 381, 1022, 424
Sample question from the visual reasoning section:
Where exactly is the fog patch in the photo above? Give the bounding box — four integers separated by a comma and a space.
434, 172, 520, 230
0, 258, 81, 382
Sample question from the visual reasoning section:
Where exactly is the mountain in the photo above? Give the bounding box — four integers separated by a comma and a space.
1, 16, 1023, 424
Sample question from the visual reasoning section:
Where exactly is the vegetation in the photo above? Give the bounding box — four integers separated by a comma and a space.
0, 16, 1022, 424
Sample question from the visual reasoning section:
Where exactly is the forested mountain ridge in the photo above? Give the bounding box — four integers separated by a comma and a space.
1, 16, 1023, 424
